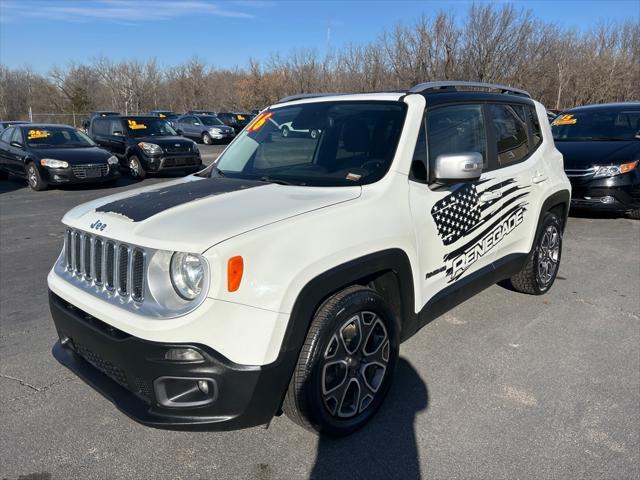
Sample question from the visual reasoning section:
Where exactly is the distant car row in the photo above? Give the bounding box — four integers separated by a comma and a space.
0, 115, 203, 190
81, 110, 256, 135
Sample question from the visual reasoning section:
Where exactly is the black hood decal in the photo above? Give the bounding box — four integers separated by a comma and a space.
95, 177, 265, 222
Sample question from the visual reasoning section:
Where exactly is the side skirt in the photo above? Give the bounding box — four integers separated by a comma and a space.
402, 253, 528, 341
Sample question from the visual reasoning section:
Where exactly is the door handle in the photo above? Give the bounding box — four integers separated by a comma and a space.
480, 190, 502, 203
532, 172, 548, 184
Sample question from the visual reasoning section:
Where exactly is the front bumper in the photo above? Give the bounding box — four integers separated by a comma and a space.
44, 164, 120, 184
568, 173, 640, 212
143, 154, 203, 173
49, 291, 295, 431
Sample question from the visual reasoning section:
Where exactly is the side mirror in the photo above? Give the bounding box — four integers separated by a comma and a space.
433, 152, 483, 184
113, 131, 124, 136
176, 129, 184, 135
10, 141, 23, 148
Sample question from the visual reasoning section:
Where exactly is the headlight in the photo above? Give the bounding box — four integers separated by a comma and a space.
138, 142, 163, 156
40, 158, 69, 168
107, 155, 119, 165
170, 252, 206, 300
209, 128, 221, 134
593, 160, 638, 179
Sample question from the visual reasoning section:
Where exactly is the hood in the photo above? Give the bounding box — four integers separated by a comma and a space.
62, 176, 361, 252
135, 136, 194, 147
30, 146, 112, 164
556, 140, 640, 169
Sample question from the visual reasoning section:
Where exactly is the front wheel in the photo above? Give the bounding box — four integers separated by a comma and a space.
128, 155, 146, 180
281, 126, 290, 138
26, 162, 47, 191
309, 129, 319, 139
628, 208, 640, 220
283, 285, 399, 436
202, 132, 213, 145
510, 211, 562, 294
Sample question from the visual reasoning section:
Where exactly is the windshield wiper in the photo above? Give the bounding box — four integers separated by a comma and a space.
258, 176, 296, 186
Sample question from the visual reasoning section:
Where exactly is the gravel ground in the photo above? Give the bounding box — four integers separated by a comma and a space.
1, 150, 638, 480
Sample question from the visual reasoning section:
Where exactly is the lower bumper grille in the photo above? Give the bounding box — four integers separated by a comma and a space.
71, 163, 109, 179
162, 157, 200, 168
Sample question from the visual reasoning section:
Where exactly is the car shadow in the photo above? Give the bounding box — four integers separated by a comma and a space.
568, 208, 627, 220
0, 176, 27, 194
309, 358, 428, 480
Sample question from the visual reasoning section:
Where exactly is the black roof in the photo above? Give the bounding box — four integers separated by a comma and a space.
561, 102, 640, 113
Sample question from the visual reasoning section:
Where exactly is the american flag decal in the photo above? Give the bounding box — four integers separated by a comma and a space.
431, 183, 482, 245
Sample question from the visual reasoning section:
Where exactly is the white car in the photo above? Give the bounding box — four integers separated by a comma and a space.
48, 81, 571, 436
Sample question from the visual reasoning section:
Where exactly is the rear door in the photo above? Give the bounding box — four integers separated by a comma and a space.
90, 118, 113, 151
8, 128, 27, 174
108, 118, 127, 158
0, 127, 15, 173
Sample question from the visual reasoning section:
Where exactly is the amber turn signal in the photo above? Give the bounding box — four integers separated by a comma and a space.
227, 256, 244, 292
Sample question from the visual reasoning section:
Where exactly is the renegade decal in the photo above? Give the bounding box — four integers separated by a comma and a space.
430, 178, 530, 282
446, 204, 526, 282
95, 177, 265, 222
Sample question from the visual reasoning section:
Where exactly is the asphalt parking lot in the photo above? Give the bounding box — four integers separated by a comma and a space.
1, 145, 638, 480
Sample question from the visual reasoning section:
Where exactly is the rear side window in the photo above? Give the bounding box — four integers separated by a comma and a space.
109, 119, 123, 135
489, 104, 529, 166
0, 127, 14, 143
11, 128, 24, 145
527, 105, 542, 147
426, 104, 487, 171
92, 118, 109, 136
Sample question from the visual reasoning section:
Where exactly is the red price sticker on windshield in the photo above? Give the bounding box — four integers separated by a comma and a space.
247, 112, 273, 132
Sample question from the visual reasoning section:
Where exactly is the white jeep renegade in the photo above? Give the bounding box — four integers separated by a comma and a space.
48, 81, 571, 436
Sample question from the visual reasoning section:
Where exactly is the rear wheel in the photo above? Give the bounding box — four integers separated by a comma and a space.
510, 211, 562, 295
26, 162, 47, 191
202, 132, 213, 145
310, 129, 319, 139
283, 285, 399, 436
128, 155, 146, 180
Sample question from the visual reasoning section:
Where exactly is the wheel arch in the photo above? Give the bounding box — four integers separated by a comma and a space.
537, 189, 570, 236
280, 249, 416, 358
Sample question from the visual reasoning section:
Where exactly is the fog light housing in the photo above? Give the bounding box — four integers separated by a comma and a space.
164, 347, 204, 362
154, 377, 217, 407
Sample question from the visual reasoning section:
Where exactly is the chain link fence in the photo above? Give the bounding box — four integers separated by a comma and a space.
29, 112, 89, 128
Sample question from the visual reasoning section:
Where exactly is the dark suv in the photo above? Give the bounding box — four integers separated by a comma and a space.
88, 115, 202, 179
552, 103, 640, 218
216, 112, 255, 134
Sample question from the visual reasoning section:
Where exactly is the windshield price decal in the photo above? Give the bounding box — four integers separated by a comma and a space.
27, 129, 51, 140
247, 112, 273, 132
127, 119, 147, 130
552, 114, 576, 126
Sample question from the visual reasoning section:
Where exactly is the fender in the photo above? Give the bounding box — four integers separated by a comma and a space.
538, 189, 570, 234
280, 248, 416, 356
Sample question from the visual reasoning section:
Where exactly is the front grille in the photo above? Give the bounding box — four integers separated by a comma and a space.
71, 163, 109, 179
165, 145, 191, 154
162, 157, 199, 168
64, 229, 145, 302
565, 167, 597, 178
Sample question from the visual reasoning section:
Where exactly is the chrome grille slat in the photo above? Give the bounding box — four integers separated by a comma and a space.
62, 228, 145, 303
565, 167, 597, 178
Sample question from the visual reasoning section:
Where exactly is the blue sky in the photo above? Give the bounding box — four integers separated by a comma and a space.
1, 0, 637, 72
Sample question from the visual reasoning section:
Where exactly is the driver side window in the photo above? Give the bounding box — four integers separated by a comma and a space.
426, 104, 487, 179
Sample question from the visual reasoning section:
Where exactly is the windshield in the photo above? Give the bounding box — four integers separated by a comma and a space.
124, 117, 178, 137
200, 116, 225, 126
552, 109, 640, 141
208, 101, 407, 186
25, 127, 96, 148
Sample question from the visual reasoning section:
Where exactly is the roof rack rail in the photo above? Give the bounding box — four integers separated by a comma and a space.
276, 92, 347, 104
409, 81, 530, 98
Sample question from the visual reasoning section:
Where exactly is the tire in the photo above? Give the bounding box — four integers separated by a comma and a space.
202, 132, 213, 145
281, 126, 290, 138
627, 208, 640, 220
510, 211, 562, 295
283, 285, 400, 436
309, 129, 319, 139
0, 169, 8, 180
128, 155, 146, 180
26, 162, 47, 191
